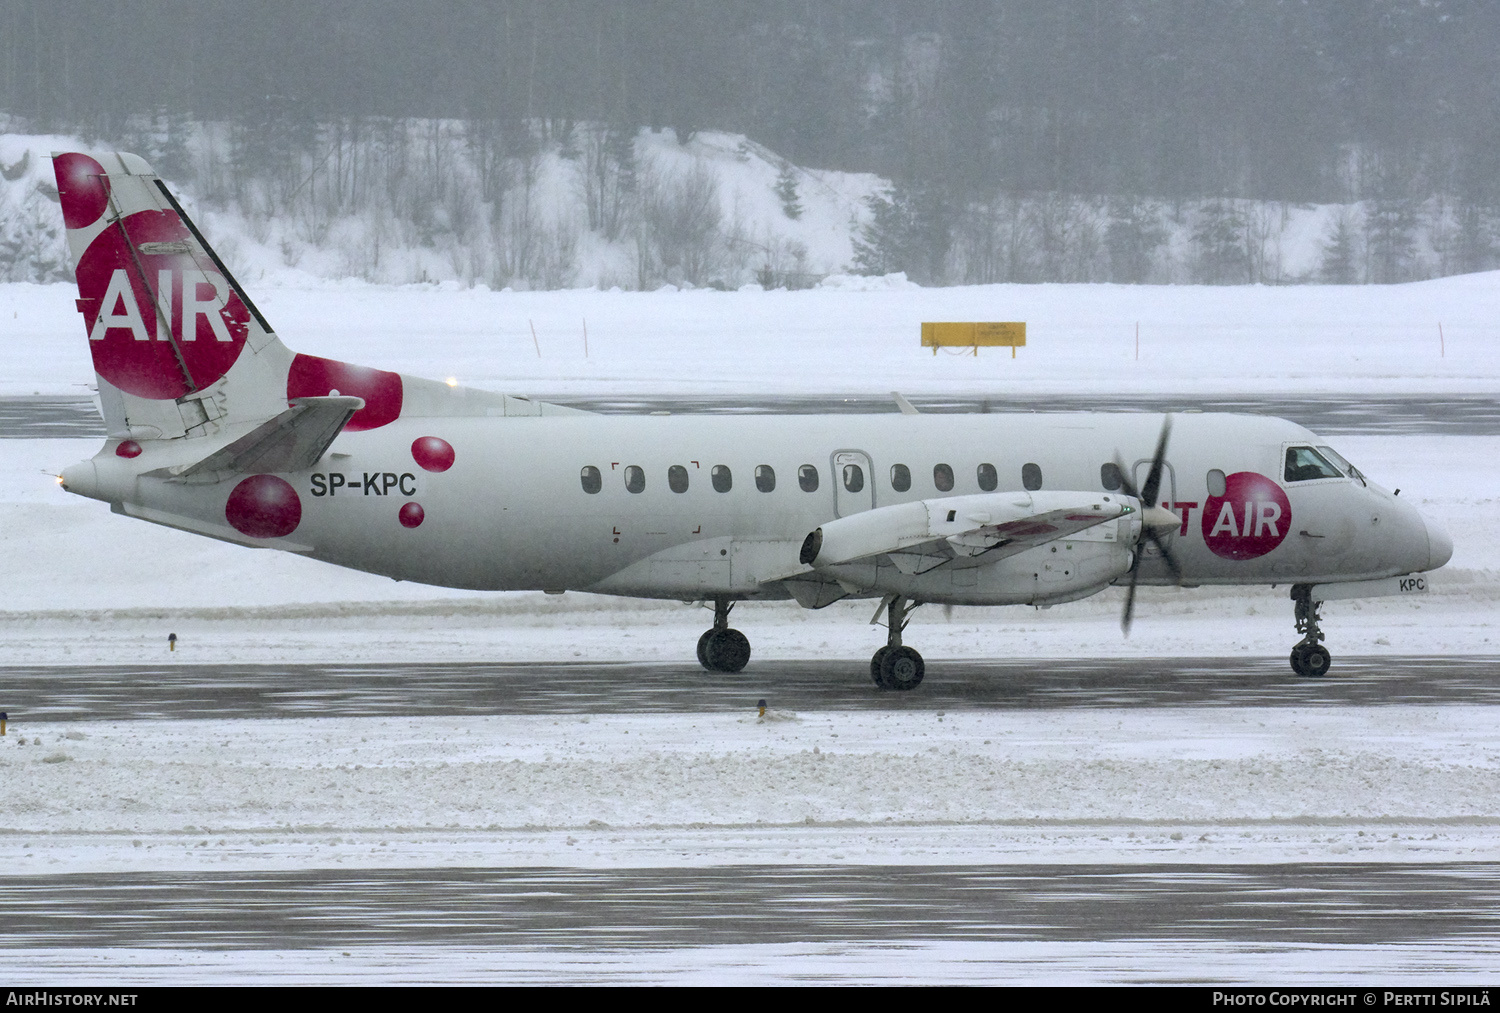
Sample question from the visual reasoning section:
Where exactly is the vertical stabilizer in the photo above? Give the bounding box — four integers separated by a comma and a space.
53, 151, 294, 441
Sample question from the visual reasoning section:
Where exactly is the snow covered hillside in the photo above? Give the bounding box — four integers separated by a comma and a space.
1, 119, 1490, 290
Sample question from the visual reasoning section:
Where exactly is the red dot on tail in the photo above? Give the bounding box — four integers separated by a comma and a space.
115, 440, 142, 458
411, 437, 455, 472
53, 153, 111, 230
399, 502, 425, 528
225, 475, 301, 538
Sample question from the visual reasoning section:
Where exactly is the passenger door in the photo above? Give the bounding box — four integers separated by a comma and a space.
832, 450, 875, 517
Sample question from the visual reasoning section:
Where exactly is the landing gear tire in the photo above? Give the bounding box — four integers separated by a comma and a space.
870, 646, 891, 688
701, 628, 751, 673
1301, 644, 1331, 677
1290, 644, 1332, 677
879, 645, 925, 691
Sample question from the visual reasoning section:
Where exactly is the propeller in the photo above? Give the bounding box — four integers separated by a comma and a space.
1115, 415, 1183, 635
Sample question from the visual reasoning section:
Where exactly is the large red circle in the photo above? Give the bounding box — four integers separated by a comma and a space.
54, 153, 111, 230
74, 209, 251, 399
411, 437, 455, 472
225, 475, 302, 538
1201, 472, 1292, 560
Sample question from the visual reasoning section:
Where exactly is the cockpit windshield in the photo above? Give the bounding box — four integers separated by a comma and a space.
1316, 445, 1367, 485
1285, 446, 1344, 483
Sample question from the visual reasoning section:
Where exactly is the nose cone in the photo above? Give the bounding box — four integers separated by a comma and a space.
1425, 516, 1453, 570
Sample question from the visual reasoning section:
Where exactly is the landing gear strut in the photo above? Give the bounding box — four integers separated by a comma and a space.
1289, 584, 1332, 677
871, 595, 925, 691
697, 598, 751, 673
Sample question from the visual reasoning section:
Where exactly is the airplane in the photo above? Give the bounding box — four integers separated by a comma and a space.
49, 151, 1453, 689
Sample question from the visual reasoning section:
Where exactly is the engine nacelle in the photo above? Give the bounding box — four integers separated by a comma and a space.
820, 528, 1137, 605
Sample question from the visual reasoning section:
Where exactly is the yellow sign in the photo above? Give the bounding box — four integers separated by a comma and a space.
921, 322, 1026, 357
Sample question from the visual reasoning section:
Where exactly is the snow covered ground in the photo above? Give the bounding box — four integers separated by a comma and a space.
3, 270, 1499, 401
3, 706, 1498, 875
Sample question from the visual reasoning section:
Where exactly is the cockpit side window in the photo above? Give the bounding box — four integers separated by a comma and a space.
1284, 446, 1343, 483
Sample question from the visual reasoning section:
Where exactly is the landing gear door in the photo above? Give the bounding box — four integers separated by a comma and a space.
832, 450, 875, 517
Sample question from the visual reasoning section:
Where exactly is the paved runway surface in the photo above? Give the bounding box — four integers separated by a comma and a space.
3, 656, 1498, 721
3, 864, 1498, 949
4, 393, 1498, 438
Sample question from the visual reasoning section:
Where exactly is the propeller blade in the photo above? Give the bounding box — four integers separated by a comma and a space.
1146, 530, 1183, 581
1119, 415, 1177, 636
1140, 415, 1173, 507
1120, 551, 1141, 635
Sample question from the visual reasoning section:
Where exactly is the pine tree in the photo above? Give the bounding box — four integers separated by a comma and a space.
1320, 209, 1360, 284
774, 162, 802, 220
1105, 198, 1166, 283
1190, 201, 1249, 284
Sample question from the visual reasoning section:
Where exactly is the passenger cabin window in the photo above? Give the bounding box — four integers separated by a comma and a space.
711, 465, 733, 492
798, 464, 820, 492
668, 465, 689, 493
755, 465, 775, 492
1207, 469, 1227, 497
890, 463, 911, 492
1100, 462, 1122, 491
1022, 463, 1043, 491
624, 465, 645, 493
843, 463, 865, 493
1285, 447, 1342, 483
933, 463, 954, 492
977, 463, 997, 492
580, 466, 602, 494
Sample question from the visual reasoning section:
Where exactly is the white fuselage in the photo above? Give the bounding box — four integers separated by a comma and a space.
66, 408, 1444, 607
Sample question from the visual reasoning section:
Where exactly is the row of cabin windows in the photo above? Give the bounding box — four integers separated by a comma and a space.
581, 449, 1360, 498
579, 461, 1052, 495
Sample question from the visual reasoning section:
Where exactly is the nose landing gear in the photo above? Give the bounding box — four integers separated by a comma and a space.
697, 598, 751, 673
1289, 584, 1332, 677
871, 595, 925, 691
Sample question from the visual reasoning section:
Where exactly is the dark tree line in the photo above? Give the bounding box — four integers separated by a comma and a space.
4, 0, 1500, 285
6, 0, 1500, 204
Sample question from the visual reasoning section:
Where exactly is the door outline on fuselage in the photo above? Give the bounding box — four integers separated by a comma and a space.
832, 449, 875, 517
1132, 459, 1177, 507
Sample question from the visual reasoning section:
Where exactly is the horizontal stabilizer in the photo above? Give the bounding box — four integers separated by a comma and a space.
173, 396, 364, 479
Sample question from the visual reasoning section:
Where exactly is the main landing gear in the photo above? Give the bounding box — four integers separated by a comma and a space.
1289, 584, 1333, 678
698, 598, 751, 673
871, 595, 925, 691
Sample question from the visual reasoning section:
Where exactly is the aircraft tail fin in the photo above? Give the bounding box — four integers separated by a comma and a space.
53, 151, 587, 460
53, 151, 294, 442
